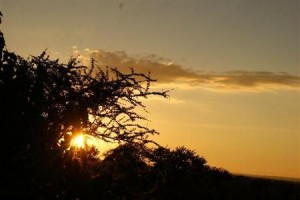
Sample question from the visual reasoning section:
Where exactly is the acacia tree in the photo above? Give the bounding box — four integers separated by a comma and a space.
1, 27, 168, 148
0, 12, 168, 199
20, 53, 168, 150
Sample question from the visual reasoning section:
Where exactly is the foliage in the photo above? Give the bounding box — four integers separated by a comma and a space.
150, 146, 207, 172
0, 11, 167, 199
0, 11, 5, 59
1, 50, 168, 145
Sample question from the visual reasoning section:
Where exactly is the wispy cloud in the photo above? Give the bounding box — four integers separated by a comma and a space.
73, 48, 300, 92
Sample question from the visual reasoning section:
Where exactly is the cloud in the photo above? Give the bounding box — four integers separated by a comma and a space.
73, 49, 300, 92
143, 96, 185, 104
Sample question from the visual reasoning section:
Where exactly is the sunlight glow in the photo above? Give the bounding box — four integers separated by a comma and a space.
70, 134, 86, 148
68, 132, 119, 157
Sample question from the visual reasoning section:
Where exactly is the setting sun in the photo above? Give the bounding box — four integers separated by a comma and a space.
70, 134, 86, 148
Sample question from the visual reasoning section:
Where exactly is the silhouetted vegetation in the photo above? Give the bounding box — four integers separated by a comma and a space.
1, 11, 299, 200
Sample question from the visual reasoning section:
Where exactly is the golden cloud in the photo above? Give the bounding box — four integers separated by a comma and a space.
73, 49, 300, 92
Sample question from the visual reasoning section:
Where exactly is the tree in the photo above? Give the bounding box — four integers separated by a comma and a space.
0, 11, 168, 199
151, 146, 207, 172
0, 11, 5, 58
96, 144, 151, 198
0, 30, 168, 152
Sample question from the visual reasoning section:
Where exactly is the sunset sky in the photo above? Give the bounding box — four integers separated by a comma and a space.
1, 0, 299, 178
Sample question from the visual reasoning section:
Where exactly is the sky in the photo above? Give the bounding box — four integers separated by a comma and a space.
1, 0, 299, 178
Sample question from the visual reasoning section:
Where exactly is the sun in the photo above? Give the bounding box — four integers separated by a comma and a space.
68, 133, 118, 154
70, 134, 86, 148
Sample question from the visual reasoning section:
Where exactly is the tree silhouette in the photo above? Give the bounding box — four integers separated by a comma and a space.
0, 11, 5, 59
95, 144, 151, 198
151, 146, 207, 172
0, 12, 168, 199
